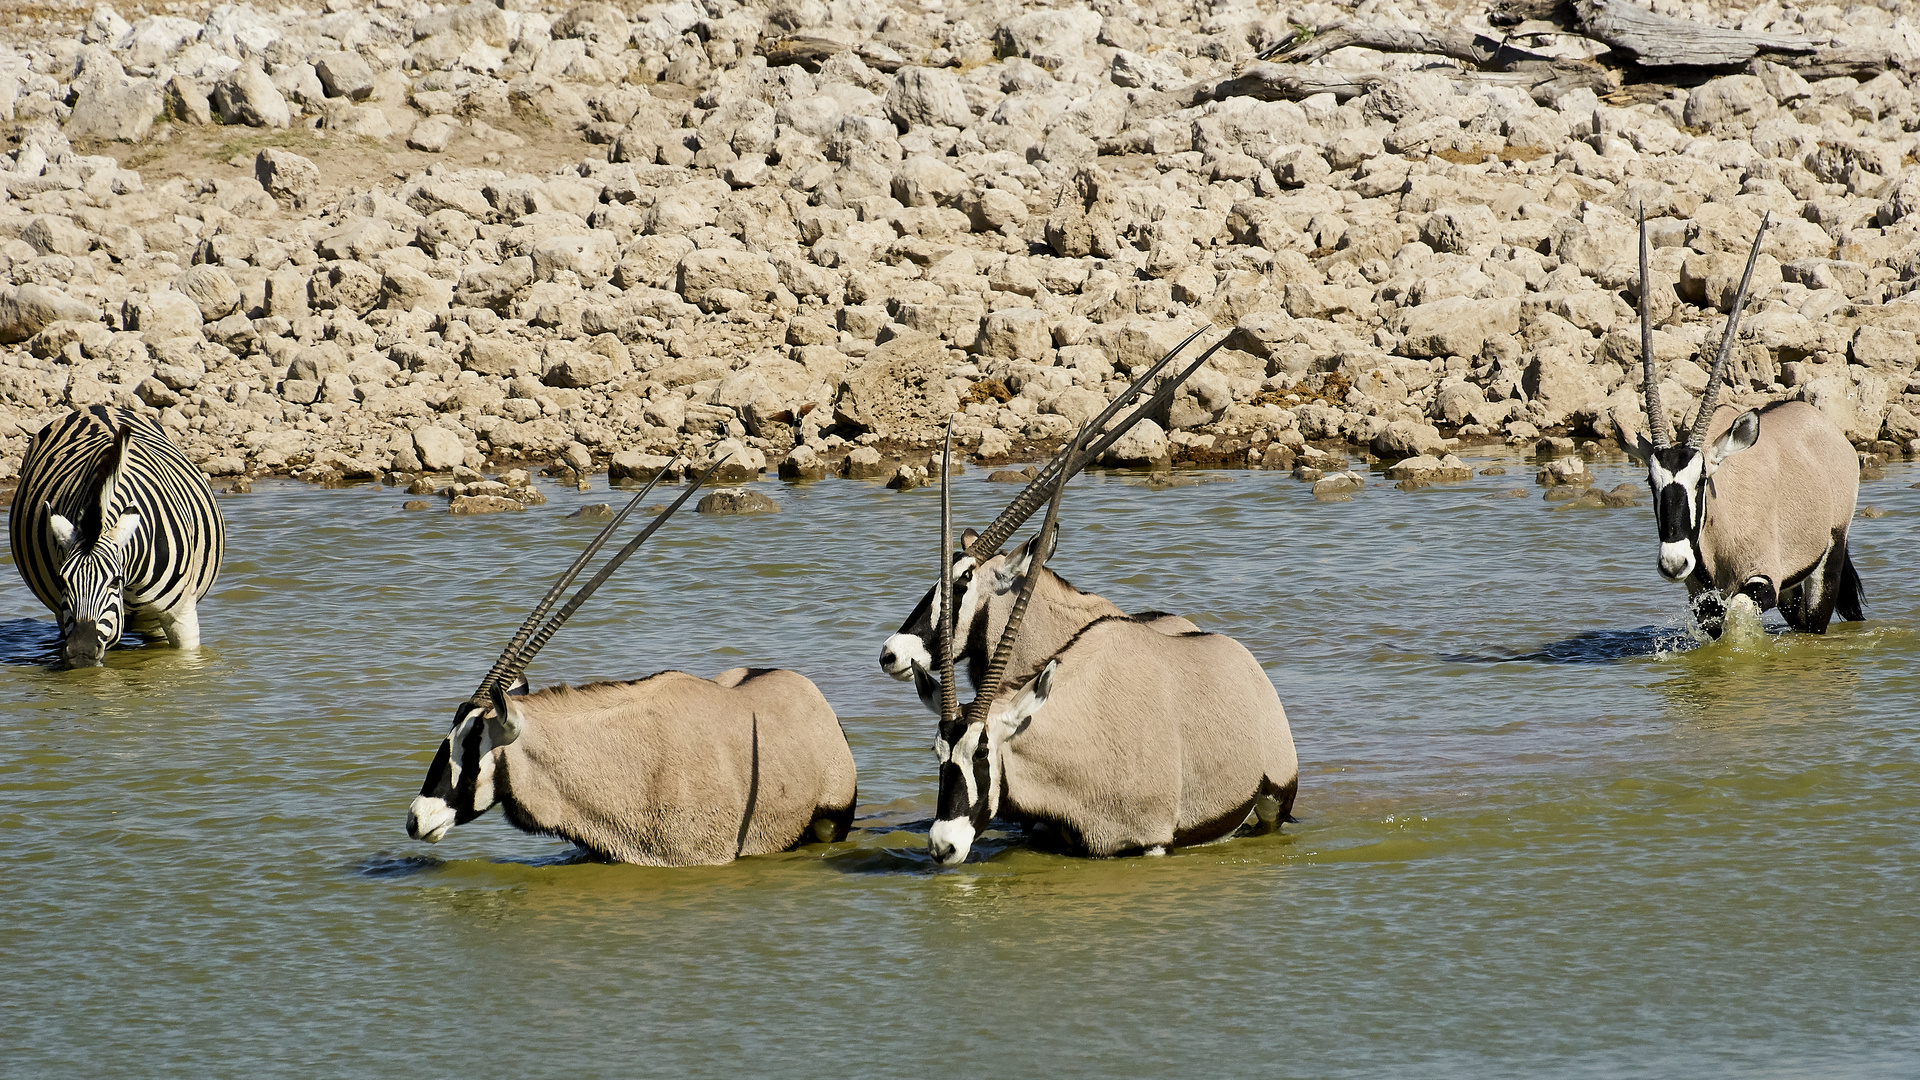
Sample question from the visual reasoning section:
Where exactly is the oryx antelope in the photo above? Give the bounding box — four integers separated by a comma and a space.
406, 460, 857, 866
921, 424, 1298, 865
880, 329, 1223, 709
1623, 212, 1864, 636
9, 405, 224, 667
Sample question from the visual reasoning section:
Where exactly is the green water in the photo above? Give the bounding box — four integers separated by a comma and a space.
3, 451, 1916, 1078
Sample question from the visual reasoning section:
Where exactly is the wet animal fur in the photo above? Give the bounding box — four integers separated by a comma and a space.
987, 616, 1297, 857
1688, 401, 1862, 632
494, 667, 856, 866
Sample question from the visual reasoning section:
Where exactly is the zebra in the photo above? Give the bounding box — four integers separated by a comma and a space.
9, 405, 225, 667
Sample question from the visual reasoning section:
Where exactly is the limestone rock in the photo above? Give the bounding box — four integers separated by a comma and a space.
255, 149, 321, 208
414, 427, 466, 471
315, 52, 375, 100
1100, 418, 1168, 467
834, 331, 960, 440
696, 488, 780, 515
212, 64, 292, 129
449, 494, 524, 515
0, 285, 98, 344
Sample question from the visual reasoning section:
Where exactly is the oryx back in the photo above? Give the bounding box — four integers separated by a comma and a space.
498, 668, 856, 866
1694, 401, 1861, 630
996, 616, 1297, 857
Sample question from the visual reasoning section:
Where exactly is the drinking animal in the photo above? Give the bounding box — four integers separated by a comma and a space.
9, 405, 224, 667
920, 428, 1297, 865
406, 462, 857, 865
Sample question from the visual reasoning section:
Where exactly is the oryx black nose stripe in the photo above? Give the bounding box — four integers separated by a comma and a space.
1657, 485, 1694, 541
937, 761, 974, 819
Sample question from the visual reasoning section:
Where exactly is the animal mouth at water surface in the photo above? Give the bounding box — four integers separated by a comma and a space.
407, 797, 455, 844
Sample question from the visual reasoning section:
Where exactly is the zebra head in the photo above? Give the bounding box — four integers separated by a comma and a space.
1626, 209, 1767, 583
44, 428, 142, 668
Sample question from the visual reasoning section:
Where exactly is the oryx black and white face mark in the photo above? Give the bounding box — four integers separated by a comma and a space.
1641, 410, 1761, 582
879, 553, 979, 683
406, 678, 528, 843
928, 713, 994, 866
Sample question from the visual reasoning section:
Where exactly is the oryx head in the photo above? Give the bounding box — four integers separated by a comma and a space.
1624, 209, 1769, 583
928, 419, 1078, 866
880, 327, 1222, 686
406, 452, 724, 845
47, 427, 141, 668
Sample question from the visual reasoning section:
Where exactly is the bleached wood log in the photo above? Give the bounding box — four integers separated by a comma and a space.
1571, 0, 1816, 67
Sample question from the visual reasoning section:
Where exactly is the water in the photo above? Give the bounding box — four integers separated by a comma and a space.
4, 450, 1917, 1079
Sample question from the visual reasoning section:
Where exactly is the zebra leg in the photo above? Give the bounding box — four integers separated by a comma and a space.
156, 599, 202, 649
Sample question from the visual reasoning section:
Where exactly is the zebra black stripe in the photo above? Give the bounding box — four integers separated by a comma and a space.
9, 405, 224, 648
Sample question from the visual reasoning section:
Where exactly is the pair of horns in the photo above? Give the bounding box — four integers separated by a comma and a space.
1640, 207, 1771, 451
935, 414, 1088, 729
471, 450, 732, 704
967, 327, 1227, 561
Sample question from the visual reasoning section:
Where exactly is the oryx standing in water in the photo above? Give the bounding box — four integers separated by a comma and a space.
1623, 211, 1864, 636
406, 459, 857, 866
920, 424, 1298, 865
880, 330, 1222, 710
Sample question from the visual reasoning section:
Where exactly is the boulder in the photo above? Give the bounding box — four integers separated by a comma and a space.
124, 290, 203, 340
449, 495, 524, 515
414, 427, 466, 471
677, 249, 779, 310
382, 265, 454, 312
255, 148, 321, 208
0, 285, 98, 344
65, 57, 163, 142
211, 64, 291, 129
996, 8, 1103, 70
975, 308, 1050, 360
315, 52, 375, 100
886, 67, 973, 130
1393, 296, 1519, 359
696, 489, 780, 515
175, 265, 242, 322
1370, 420, 1448, 461
21, 216, 90, 258
1100, 418, 1169, 467
834, 331, 960, 440
1384, 454, 1471, 482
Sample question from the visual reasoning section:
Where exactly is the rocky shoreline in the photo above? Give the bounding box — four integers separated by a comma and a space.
3, 0, 1919, 509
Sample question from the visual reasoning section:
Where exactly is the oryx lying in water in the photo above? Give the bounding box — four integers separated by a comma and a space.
1622, 211, 1864, 637
920, 425, 1298, 865
881, 329, 1223, 710
406, 459, 857, 866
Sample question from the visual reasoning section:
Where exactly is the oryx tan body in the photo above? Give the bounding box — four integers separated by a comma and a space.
989, 616, 1297, 856
492, 669, 856, 866
1685, 401, 1860, 626
405, 456, 857, 867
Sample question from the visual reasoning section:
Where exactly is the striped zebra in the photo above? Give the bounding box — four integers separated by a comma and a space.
9, 406, 225, 667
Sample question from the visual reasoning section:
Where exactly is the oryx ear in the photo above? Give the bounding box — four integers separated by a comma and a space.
486, 682, 525, 746
47, 511, 78, 554
961, 528, 979, 550
106, 513, 141, 546
1706, 409, 1760, 468
1614, 413, 1655, 463
1009, 659, 1057, 722
910, 661, 940, 708
994, 540, 1035, 593
506, 673, 529, 697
